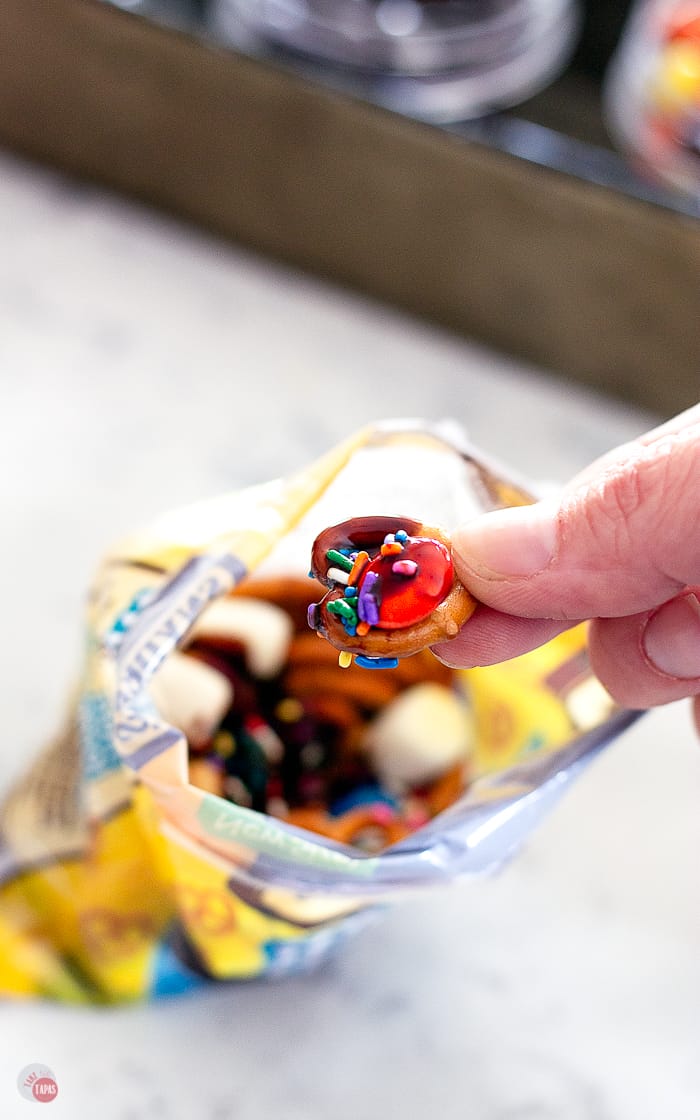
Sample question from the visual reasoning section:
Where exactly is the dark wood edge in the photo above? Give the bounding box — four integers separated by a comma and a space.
0, 0, 697, 413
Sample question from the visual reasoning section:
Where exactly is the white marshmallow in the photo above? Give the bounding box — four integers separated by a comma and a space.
188, 596, 293, 679
363, 683, 472, 794
148, 651, 233, 749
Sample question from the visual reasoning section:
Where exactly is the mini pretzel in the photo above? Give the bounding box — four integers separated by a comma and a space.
307, 516, 476, 665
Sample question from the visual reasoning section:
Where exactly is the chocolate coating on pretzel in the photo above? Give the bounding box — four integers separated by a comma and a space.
308, 516, 476, 661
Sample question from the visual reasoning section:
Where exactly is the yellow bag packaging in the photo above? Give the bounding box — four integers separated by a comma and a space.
0, 422, 638, 1001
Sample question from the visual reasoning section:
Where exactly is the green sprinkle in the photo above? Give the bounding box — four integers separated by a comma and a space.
326, 549, 354, 573
327, 599, 358, 623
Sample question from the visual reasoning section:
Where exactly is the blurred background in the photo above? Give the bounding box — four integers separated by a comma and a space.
0, 1, 699, 1117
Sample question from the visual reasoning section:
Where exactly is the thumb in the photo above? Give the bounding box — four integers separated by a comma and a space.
451, 407, 700, 621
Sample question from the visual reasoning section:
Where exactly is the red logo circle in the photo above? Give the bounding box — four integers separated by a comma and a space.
17, 1065, 59, 1105
32, 1077, 58, 1103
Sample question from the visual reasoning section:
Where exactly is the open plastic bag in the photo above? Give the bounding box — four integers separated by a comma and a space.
0, 422, 640, 1002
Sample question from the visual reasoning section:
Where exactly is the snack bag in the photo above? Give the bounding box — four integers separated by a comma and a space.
0, 422, 640, 1002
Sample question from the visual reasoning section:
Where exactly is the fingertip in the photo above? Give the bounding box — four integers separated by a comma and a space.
430, 644, 464, 669
451, 503, 558, 582
588, 608, 700, 711
432, 607, 572, 670
641, 593, 700, 681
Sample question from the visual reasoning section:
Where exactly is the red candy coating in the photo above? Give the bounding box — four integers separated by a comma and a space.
357, 538, 454, 630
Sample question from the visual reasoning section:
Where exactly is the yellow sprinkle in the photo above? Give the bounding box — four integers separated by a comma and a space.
275, 697, 304, 723
338, 650, 353, 669
213, 731, 236, 758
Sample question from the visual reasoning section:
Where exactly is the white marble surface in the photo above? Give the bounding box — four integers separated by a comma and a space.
1, 149, 699, 1120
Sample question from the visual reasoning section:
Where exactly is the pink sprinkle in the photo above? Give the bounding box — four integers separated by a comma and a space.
392, 559, 418, 577
370, 803, 396, 825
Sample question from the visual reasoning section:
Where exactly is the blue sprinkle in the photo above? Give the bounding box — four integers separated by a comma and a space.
329, 784, 398, 817
395, 529, 408, 542
339, 548, 353, 556
344, 586, 358, 599
343, 622, 357, 637
355, 655, 399, 670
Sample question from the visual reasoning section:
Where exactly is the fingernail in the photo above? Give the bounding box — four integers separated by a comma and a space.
452, 503, 558, 579
430, 645, 462, 669
642, 593, 700, 680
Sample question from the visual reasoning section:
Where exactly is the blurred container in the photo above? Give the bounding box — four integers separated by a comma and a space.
606, 0, 700, 205
214, 0, 581, 122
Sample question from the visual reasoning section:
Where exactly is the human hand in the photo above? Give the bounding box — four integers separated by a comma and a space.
433, 405, 700, 735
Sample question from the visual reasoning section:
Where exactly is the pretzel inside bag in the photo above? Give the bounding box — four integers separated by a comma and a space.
156, 572, 473, 852
307, 516, 477, 666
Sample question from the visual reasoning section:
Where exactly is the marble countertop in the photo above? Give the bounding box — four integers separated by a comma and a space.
1, 149, 698, 1120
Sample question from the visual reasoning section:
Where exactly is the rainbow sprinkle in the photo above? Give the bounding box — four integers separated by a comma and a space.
318, 526, 424, 670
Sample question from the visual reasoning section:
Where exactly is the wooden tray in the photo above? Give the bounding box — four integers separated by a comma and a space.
0, 0, 697, 413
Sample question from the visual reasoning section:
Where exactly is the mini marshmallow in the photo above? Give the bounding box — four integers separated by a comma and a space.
363, 683, 472, 794
148, 650, 233, 749
189, 596, 293, 679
